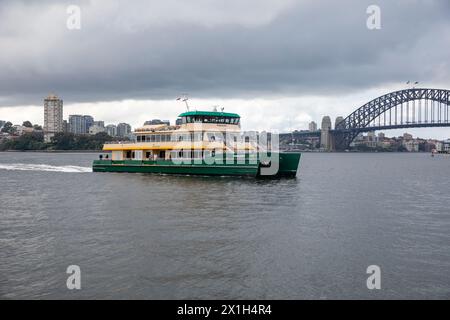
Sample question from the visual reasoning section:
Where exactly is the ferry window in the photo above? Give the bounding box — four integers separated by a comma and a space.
155, 135, 160, 142
182, 117, 187, 124
137, 136, 141, 142
211, 150, 216, 157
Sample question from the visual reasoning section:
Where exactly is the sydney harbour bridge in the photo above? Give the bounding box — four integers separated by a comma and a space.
286, 88, 450, 151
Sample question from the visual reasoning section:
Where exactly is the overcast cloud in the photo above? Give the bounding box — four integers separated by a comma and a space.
0, 0, 449, 137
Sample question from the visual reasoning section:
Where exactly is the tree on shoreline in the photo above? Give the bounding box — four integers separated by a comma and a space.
0, 131, 115, 151
1, 122, 14, 134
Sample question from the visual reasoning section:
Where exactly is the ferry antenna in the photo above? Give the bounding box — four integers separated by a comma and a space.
177, 93, 190, 111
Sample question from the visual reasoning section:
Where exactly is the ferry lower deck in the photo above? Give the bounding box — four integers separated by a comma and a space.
92, 152, 301, 177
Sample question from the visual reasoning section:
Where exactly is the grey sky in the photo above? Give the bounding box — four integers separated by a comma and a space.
0, 0, 449, 138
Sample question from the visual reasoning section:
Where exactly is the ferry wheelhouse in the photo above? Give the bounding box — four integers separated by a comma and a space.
92, 110, 301, 177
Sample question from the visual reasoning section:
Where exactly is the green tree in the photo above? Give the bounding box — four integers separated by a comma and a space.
51, 132, 77, 150
22, 121, 33, 128
33, 124, 43, 130
0, 132, 45, 150
1, 121, 13, 133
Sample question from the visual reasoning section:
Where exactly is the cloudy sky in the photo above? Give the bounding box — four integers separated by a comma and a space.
0, 0, 449, 138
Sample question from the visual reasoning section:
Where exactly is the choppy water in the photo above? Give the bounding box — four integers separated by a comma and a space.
1, 151, 450, 299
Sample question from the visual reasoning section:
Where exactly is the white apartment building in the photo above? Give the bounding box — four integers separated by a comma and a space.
44, 94, 63, 142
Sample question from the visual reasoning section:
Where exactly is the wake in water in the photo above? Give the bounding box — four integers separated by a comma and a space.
0, 163, 92, 173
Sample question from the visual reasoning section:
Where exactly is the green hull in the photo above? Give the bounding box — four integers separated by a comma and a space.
92, 152, 301, 177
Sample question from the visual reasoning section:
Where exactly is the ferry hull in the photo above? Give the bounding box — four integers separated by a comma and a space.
92, 153, 301, 177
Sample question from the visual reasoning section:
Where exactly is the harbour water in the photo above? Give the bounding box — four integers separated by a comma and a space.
1, 152, 449, 299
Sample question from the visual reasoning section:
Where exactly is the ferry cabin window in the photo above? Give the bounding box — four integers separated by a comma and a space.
181, 115, 239, 124
193, 133, 203, 141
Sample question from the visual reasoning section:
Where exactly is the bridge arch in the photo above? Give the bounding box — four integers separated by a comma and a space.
334, 88, 450, 150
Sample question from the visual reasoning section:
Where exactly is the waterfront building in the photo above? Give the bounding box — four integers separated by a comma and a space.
69, 115, 85, 134
69, 115, 95, 134
144, 119, 170, 126
320, 116, 332, 150
335, 116, 344, 129
443, 139, 450, 153
105, 124, 117, 137
367, 131, 376, 141
89, 124, 106, 135
13, 125, 25, 135
93, 121, 105, 128
0, 120, 6, 129
43, 94, 64, 142
308, 121, 317, 132
84, 115, 94, 133
403, 133, 413, 140
117, 123, 132, 137
12, 125, 36, 136
403, 140, 419, 152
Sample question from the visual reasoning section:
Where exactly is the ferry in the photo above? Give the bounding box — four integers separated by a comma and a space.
92, 108, 301, 177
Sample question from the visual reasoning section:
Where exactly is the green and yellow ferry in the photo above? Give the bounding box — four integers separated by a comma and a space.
93, 109, 301, 177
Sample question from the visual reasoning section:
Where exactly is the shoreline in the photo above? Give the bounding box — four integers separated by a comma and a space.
0, 150, 445, 154
0, 150, 101, 154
